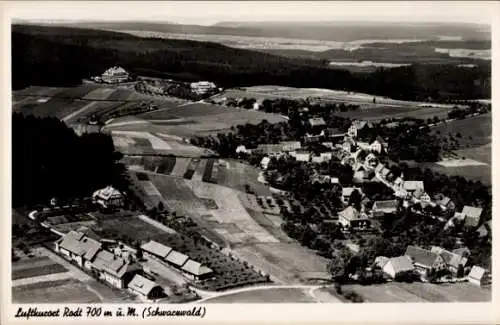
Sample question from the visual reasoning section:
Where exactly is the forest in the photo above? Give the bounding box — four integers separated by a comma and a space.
12, 113, 128, 207
12, 24, 490, 101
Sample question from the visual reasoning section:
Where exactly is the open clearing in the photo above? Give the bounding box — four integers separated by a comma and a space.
432, 114, 492, 149
203, 287, 316, 303
454, 143, 491, 165
347, 282, 491, 302
12, 279, 102, 303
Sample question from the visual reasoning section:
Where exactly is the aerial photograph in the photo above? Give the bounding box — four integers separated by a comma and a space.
10, 1, 492, 304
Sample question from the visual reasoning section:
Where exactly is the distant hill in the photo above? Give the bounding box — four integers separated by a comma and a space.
12, 24, 490, 101
19, 20, 491, 42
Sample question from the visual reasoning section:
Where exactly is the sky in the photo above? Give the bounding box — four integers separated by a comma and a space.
6, 1, 495, 26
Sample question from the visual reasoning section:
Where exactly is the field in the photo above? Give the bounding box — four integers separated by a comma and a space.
420, 162, 491, 186
431, 114, 492, 150
13, 279, 102, 303
346, 282, 491, 302
203, 287, 317, 303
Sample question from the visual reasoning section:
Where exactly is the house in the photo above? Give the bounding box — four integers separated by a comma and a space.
430, 246, 468, 275
476, 220, 491, 238
190, 81, 217, 95
374, 163, 385, 175
101, 66, 129, 84
320, 128, 345, 140
348, 120, 373, 138
91, 250, 141, 289
140, 240, 173, 260
364, 153, 378, 169
235, 145, 252, 155
370, 136, 388, 153
403, 181, 425, 195
165, 250, 190, 269
311, 152, 333, 164
311, 174, 339, 185
418, 192, 432, 204
255, 144, 283, 156
55, 231, 102, 269
290, 150, 311, 162
437, 196, 455, 211
462, 206, 483, 228
405, 245, 447, 272
92, 186, 124, 209
128, 274, 165, 300
304, 134, 322, 144
467, 266, 487, 286
342, 138, 356, 153
342, 187, 361, 204
308, 117, 326, 129
371, 200, 399, 217
379, 256, 415, 279
260, 157, 271, 170
356, 141, 371, 151
279, 141, 302, 152
181, 260, 214, 281
338, 207, 370, 230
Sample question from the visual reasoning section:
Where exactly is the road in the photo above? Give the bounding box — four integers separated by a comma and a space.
188, 284, 341, 303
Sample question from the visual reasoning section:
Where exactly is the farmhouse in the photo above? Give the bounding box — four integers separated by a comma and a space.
377, 256, 415, 279
141, 240, 173, 260
308, 117, 326, 128
181, 260, 214, 281
476, 220, 492, 238
405, 246, 447, 272
128, 274, 164, 300
371, 200, 399, 217
55, 231, 102, 269
467, 266, 488, 286
165, 250, 190, 269
190, 81, 217, 95
341, 187, 362, 204
260, 157, 271, 170
91, 250, 141, 289
370, 136, 388, 153
92, 186, 124, 209
461, 206, 483, 228
279, 141, 302, 152
256, 144, 283, 156
348, 120, 373, 138
101, 66, 129, 84
338, 206, 370, 230
430, 246, 468, 275
290, 150, 311, 162
403, 181, 425, 194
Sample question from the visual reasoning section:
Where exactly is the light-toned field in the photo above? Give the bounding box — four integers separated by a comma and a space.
12, 279, 102, 303
454, 143, 491, 165
346, 282, 491, 302
436, 158, 488, 167
82, 87, 118, 100
233, 243, 330, 284
203, 287, 317, 303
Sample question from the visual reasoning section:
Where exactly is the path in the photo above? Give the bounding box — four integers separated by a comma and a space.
190, 284, 324, 303
62, 101, 96, 123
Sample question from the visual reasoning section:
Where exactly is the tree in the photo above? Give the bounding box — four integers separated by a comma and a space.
158, 201, 164, 212
327, 251, 346, 281
349, 190, 362, 210
457, 264, 465, 278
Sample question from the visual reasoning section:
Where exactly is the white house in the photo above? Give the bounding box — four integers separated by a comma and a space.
181, 260, 214, 281
379, 256, 415, 279
462, 206, 483, 228
348, 120, 373, 138
55, 231, 102, 269
91, 250, 141, 289
341, 187, 362, 204
370, 136, 388, 153
290, 150, 311, 162
128, 274, 165, 300
405, 245, 447, 272
467, 266, 487, 286
141, 240, 173, 260
338, 207, 370, 230
260, 157, 271, 170
101, 66, 129, 84
236, 145, 252, 155
190, 81, 217, 95
92, 186, 124, 209
430, 246, 468, 275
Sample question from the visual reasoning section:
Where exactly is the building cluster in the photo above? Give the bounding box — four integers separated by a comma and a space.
190, 81, 217, 95
93, 66, 130, 84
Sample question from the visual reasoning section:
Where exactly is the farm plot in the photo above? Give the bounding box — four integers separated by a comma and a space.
156, 157, 177, 175
185, 181, 279, 244
64, 101, 125, 124
216, 160, 273, 196
454, 143, 491, 165
14, 86, 66, 97
191, 158, 207, 181
82, 87, 117, 100
431, 114, 492, 149
12, 279, 102, 303
105, 88, 135, 101
335, 105, 451, 121
170, 158, 192, 177
92, 215, 170, 242
54, 84, 101, 99
14, 97, 91, 118
12, 263, 68, 280
419, 162, 491, 186
183, 158, 201, 179
233, 243, 330, 284
149, 174, 206, 212
204, 287, 316, 303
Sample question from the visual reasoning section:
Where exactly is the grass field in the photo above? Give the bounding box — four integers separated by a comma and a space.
12, 263, 68, 280
13, 97, 91, 119
432, 114, 492, 149
455, 143, 491, 164
346, 282, 491, 302
335, 105, 451, 121
204, 287, 316, 303
423, 163, 491, 186
216, 160, 273, 196
82, 87, 117, 100
12, 279, 102, 303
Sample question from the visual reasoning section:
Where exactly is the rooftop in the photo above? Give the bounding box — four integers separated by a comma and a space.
141, 240, 172, 259
373, 200, 399, 211
403, 181, 425, 191
58, 231, 102, 261
128, 274, 160, 296
405, 245, 440, 268
181, 260, 213, 276
468, 265, 486, 280
387, 256, 414, 274
165, 250, 189, 267
92, 186, 122, 201
308, 117, 326, 127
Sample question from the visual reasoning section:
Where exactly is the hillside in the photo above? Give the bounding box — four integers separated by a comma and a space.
12, 24, 490, 100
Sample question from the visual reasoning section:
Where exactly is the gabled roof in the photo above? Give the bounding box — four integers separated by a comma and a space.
92, 186, 122, 201
373, 200, 398, 212
452, 247, 471, 258
387, 256, 414, 274
462, 206, 483, 227
256, 144, 282, 155
352, 120, 373, 130
260, 157, 271, 166
468, 266, 486, 281
141, 240, 172, 259
405, 245, 440, 268
339, 206, 363, 221
181, 260, 213, 276
381, 168, 391, 177
279, 141, 302, 152
308, 117, 326, 127
128, 274, 160, 296
375, 135, 388, 145
431, 247, 467, 269
342, 187, 358, 197
374, 163, 385, 173
58, 231, 102, 260
403, 181, 424, 191
165, 250, 189, 267
438, 196, 452, 207
92, 250, 139, 278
